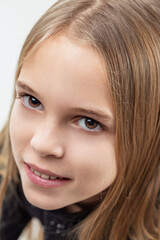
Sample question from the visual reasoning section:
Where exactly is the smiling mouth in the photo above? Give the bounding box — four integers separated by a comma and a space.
30, 167, 64, 180
25, 162, 69, 181
24, 162, 71, 188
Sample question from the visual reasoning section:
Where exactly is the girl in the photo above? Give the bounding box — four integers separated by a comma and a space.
0, 0, 159, 239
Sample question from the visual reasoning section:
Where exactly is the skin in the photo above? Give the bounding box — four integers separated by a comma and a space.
9, 34, 117, 211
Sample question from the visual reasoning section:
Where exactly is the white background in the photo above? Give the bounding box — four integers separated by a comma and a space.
0, 0, 57, 131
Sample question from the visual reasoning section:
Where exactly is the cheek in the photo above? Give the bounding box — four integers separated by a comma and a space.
69, 133, 117, 194
9, 102, 33, 161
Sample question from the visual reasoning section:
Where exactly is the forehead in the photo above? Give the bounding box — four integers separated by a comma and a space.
23, 34, 106, 78
18, 34, 113, 115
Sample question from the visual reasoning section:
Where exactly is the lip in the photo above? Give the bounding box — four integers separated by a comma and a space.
25, 162, 66, 179
24, 162, 71, 188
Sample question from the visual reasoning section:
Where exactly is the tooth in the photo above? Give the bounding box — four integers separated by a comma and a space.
34, 170, 41, 177
41, 173, 50, 180
30, 166, 59, 180
50, 176, 57, 180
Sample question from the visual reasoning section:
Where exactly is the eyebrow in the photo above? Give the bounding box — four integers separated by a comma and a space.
16, 80, 38, 96
70, 107, 115, 124
16, 80, 115, 124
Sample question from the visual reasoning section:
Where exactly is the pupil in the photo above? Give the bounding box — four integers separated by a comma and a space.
85, 118, 98, 129
29, 97, 40, 106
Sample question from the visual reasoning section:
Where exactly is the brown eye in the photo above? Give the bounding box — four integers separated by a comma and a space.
22, 95, 43, 110
77, 117, 102, 132
28, 96, 41, 108
85, 118, 99, 129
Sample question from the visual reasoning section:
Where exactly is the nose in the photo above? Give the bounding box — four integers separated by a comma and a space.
30, 121, 65, 159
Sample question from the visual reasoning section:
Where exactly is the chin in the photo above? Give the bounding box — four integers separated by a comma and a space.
21, 186, 62, 211
26, 194, 64, 210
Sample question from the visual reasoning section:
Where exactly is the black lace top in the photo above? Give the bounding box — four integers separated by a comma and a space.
0, 181, 90, 240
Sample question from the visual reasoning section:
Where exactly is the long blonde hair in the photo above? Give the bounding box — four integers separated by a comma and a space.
0, 0, 160, 239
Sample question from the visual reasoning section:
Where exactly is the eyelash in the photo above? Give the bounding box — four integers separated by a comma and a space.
16, 92, 43, 110
16, 92, 105, 133
75, 117, 105, 133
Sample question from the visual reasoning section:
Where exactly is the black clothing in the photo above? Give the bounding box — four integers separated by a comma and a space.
0, 181, 89, 240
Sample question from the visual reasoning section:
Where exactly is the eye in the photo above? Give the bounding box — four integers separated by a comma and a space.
21, 95, 43, 110
77, 117, 103, 132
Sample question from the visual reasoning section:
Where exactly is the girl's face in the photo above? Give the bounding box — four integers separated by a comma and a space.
10, 34, 117, 210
